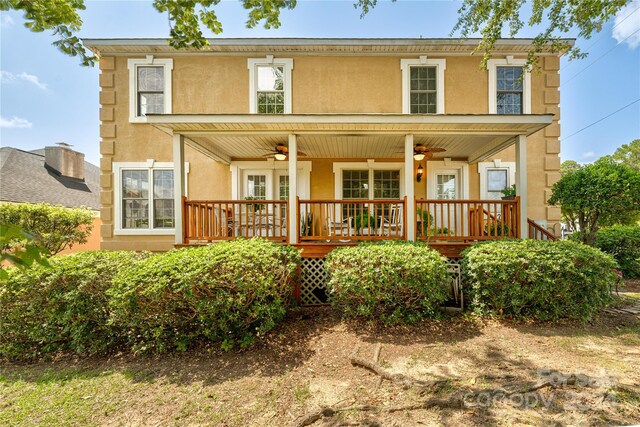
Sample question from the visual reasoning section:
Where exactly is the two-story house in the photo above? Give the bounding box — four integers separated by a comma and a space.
85, 38, 567, 261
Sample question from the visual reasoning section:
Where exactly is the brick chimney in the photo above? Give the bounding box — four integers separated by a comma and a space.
44, 142, 85, 181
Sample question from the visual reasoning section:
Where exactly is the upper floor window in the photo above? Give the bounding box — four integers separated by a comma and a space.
248, 57, 293, 114
401, 58, 446, 114
127, 58, 173, 122
496, 67, 523, 114
488, 57, 530, 114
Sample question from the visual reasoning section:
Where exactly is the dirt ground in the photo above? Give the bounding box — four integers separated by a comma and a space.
1, 283, 639, 426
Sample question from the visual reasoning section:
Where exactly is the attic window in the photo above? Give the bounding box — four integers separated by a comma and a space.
127, 58, 173, 122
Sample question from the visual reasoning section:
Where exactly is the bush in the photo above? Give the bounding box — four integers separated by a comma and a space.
0, 251, 149, 359
325, 241, 450, 324
0, 203, 95, 254
108, 239, 300, 352
462, 240, 617, 321
593, 226, 640, 278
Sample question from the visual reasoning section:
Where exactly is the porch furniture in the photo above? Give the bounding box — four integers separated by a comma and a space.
379, 204, 403, 237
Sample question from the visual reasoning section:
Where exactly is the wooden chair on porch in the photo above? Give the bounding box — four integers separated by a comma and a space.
379, 204, 402, 237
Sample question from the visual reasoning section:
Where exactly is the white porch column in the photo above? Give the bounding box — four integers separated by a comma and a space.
404, 134, 415, 241
288, 134, 298, 244
173, 133, 186, 245
515, 134, 528, 239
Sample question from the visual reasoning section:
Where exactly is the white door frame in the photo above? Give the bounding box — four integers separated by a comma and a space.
426, 160, 469, 200
230, 160, 311, 200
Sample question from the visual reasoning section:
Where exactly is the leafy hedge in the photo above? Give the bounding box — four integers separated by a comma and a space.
592, 226, 640, 278
0, 239, 301, 359
0, 251, 149, 359
108, 239, 301, 352
462, 240, 617, 321
325, 241, 449, 324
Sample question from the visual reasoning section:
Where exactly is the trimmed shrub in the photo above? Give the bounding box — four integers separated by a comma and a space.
593, 226, 640, 278
108, 239, 301, 352
462, 240, 617, 321
0, 251, 149, 359
325, 241, 450, 324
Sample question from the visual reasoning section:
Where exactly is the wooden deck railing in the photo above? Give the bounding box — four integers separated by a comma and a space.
297, 197, 406, 242
415, 198, 520, 241
183, 197, 288, 243
528, 218, 557, 241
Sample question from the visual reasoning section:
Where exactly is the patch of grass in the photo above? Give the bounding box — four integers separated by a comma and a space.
613, 386, 640, 405
292, 383, 311, 405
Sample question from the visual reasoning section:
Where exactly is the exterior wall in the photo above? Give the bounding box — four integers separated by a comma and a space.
98, 51, 561, 250
59, 216, 102, 254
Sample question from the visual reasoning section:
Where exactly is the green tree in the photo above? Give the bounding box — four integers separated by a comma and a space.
1, 0, 633, 68
605, 139, 640, 170
452, 0, 631, 69
0, 203, 95, 255
560, 160, 581, 175
548, 158, 640, 245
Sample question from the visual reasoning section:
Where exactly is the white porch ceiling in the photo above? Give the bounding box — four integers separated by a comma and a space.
147, 114, 553, 163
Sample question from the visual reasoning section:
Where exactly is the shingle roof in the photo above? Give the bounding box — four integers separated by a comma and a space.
0, 147, 100, 210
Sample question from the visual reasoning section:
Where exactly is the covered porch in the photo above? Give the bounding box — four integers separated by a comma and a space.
147, 114, 555, 256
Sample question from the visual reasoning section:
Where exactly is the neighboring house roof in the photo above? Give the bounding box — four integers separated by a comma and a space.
0, 147, 100, 210
83, 37, 575, 56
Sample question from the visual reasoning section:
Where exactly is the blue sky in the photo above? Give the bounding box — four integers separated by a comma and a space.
1, 0, 639, 165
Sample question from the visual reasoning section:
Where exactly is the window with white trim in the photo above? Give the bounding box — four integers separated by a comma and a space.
400, 58, 446, 114
114, 162, 188, 235
488, 57, 530, 114
127, 58, 173, 122
248, 58, 293, 114
121, 168, 174, 229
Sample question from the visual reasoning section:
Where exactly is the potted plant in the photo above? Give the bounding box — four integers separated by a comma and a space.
485, 220, 510, 237
501, 184, 516, 200
244, 196, 264, 212
353, 212, 378, 236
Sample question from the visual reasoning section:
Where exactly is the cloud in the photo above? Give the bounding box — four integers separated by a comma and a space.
582, 151, 596, 159
0, 70, 48, 91
0, 116, 33, 129
612, 0, 640, 49
0, 14, 14, 28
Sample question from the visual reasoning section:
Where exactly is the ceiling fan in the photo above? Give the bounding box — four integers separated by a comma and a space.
396, 144, 446, 161
262, 144, 307, 160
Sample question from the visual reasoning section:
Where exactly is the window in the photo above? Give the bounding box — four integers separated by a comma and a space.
342, 170, 369, 200
401, 58, 446, 114
257, 66, 285, 114
496, 67, 523, 114
478, 161, 515, 200
487, 169, 508, 193
436, 174, 457, 200
409, 67, 437, 114
278, 175, 289, 200
121, 168, 173, 230
114, 161, 189, 235
374, 170, 401, 199
127, 58, 173, 122
248, 58, 293, 114
247, 175, 267, 199
488, 57, 530, 114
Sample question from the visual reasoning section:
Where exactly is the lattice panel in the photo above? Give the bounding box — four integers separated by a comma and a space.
300, 257, 329, 305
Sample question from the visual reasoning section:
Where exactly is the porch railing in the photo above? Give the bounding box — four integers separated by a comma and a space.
415, 198, 520, 241
528, 218, 557, 241
297, 197, 406, 242
183, 197, 288, 243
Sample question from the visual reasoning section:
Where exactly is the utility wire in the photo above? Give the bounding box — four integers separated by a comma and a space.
561, 98, 640, 141
562, 27, 640, 86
